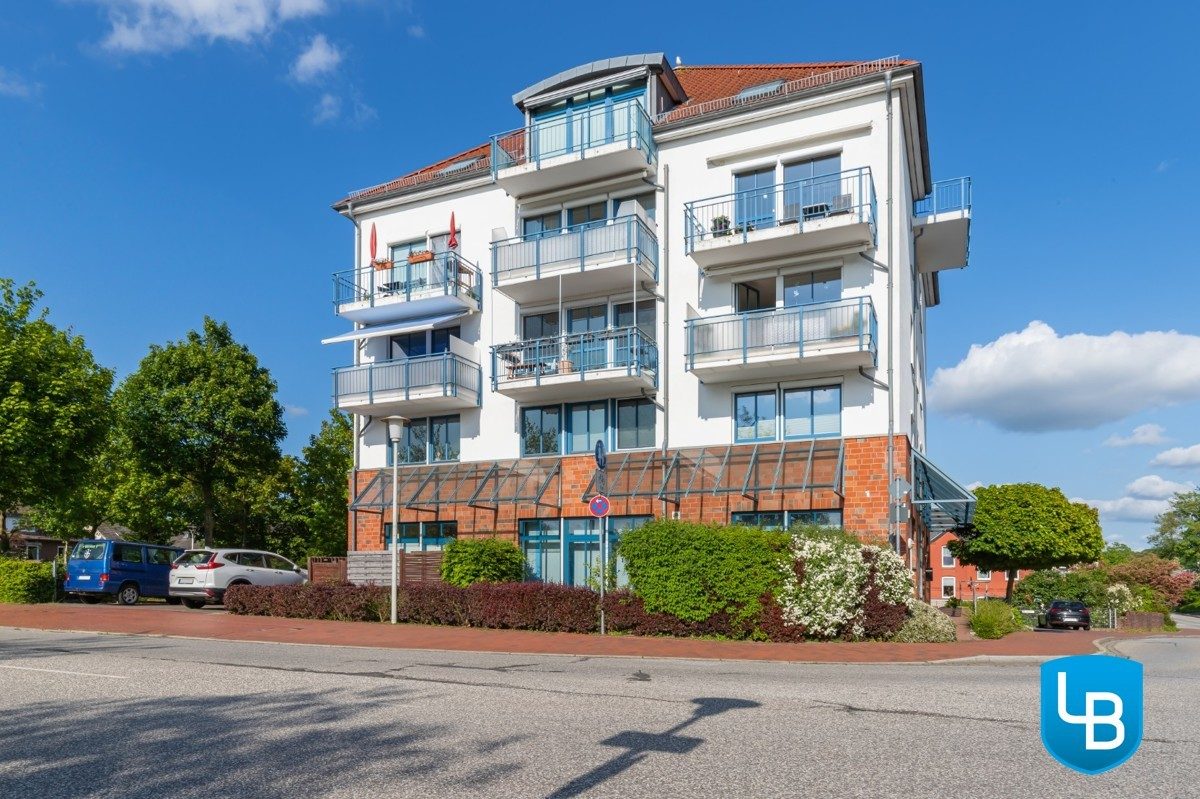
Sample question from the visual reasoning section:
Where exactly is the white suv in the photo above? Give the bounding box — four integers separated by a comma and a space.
169, 549, 308, 609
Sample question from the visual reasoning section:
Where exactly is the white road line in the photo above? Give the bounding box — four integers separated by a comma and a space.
0, 664, 128, 679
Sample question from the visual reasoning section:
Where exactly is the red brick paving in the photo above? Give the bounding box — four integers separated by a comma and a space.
2, 603, 1194, 664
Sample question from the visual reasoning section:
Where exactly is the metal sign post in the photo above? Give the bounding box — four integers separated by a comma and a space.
592, 439, 609, 635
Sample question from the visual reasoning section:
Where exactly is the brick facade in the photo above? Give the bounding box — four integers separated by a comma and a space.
927, 531, 1030, 606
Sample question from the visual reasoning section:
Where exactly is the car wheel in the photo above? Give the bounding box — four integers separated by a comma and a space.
116, 583, 141, 606
166, 597, 182, 606
183, 599, 206, 609
1083, 625, 1091, 631
80, 595, 102, 605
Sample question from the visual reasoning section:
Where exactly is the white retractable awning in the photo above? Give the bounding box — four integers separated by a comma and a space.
321, 310, 470, 345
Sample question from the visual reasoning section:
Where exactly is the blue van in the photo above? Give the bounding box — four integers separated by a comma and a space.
64, 540, 183, 605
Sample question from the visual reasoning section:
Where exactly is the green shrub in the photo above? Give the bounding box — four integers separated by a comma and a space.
1178, 585, 1200, 614
1013, 568, 1108, 610
891, 601, 957, 643
618, 519, 789, 629
968, 599, 1025, 639
0, 557, 56, 603
440, 537, 524, 587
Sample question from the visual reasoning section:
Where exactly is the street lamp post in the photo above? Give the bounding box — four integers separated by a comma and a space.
382, 416, 407, 625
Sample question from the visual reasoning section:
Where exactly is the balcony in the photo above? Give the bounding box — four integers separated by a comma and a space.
333, 350, 482, 417
684, 167, 876, 273
913, 177, 972, 273
490, 100, 657, 196
491, 215, 658, 304
684, 297, 877, 383
491, 327, 657, 403
333, 252, 482, 325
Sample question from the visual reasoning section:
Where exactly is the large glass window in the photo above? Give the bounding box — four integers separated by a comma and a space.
564, 518, 602, 588
783, 154, 843, 220
941, 546, 954, 567
391, 326, 460, 359
522, 311, 559, 341
616, 398, 655, 450
567, 401, 606, 455
384, 521, 458, 552
522, 211, 562, 240
521, 406, 560, 456
385, 416, 459, 465
734, 166, 775, 229
789, 510, 843, 528
567, 304, 606, 371
520, 519, 561, 583
567, 202, 607, 229
607, 516, 650, 588
734, 390, 777, 442
731, 512, 785, 530
783, 269, 842, 307
783, 386, 841, 439
732, 510, 842, 529
430, 415, 461, 462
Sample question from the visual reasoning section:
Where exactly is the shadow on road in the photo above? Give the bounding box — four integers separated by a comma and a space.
546, 696, 761, 799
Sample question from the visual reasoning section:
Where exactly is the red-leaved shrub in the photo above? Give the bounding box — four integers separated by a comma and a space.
858, 549, 910, 640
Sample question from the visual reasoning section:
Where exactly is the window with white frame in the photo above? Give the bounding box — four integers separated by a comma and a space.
735, 385, 840, 444
941, 577, 956, 598
941, 546, 954, 567
976, 568, 992, 581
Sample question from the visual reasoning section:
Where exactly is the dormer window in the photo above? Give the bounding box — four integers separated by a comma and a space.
437, 157, 481, 176
736, 79, 785, 100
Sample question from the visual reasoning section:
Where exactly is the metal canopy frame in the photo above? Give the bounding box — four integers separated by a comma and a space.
910, 449, 976, 534
351, 458, 561, 511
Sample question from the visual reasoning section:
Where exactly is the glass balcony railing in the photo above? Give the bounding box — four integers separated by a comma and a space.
683, 167, 876, 253
333, 353, 482, 406
491, 327, 658, 390
914, 177, 972, 216
685, 297, 877, 370
490, 100, 656, 176
332, 251, 481, 312
491, 215, 658, 285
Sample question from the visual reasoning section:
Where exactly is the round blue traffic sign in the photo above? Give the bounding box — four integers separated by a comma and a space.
589, 494, 610, 518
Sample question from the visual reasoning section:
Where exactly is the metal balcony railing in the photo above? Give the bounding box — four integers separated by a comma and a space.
491, 215, 658, 285
683, 167, 876, 253
684, 297, 877, 370
333, 353, 482, 406
491, 327, 658, 390
914, 177, 972, 216
490, 99, 656, 176
333, 252, 482, 312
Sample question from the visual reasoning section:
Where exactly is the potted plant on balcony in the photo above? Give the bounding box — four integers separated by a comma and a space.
407, 249, 435, 264
372, 258, 394, 271
556, 337, 574, 374
711, 215, 731, 237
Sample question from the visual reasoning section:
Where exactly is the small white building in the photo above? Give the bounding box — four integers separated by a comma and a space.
325, 54, 975, 595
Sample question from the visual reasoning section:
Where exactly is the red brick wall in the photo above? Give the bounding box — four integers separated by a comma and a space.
928, 531, 1030, 605
840, 435, 911, 545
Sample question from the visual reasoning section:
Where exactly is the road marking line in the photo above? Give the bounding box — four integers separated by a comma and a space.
0, 664, 128, 679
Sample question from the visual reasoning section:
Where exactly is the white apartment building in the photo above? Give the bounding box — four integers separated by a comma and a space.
325, 54, 975, 595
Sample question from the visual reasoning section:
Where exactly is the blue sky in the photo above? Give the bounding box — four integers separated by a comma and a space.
2, 1, 1198, 546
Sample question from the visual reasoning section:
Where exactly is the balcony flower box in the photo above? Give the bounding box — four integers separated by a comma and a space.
711, 215, 731, 237
372, 258, 394, 271
407, 250, 435, 264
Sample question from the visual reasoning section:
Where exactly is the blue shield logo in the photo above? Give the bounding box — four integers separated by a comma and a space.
1040, 655, 1143, 774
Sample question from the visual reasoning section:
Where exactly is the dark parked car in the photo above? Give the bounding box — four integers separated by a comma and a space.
1037, 599, 1092, 630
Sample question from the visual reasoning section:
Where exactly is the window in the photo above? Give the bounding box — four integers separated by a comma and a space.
564, 518, 602, 587
941, 546, 954, 567
941, 577, 956, 599
734, 166, 775, 229
789, 510, 843, 528
783, 269, 842, 307
615, 192, 655, 222
520, 519, 561, 583
783, 154, 843, 220
567, 401, 606, 455
233, 553, 265, 568
734, 390, 777, 442
430, 327, 460, 355
115, 544, 143, 564
522, 311, 559, 341
783, 386, 841, 439
436, 157, 480, 176
391, 326, 460, 359
731, 510, 842, 529
736, 79, 785, 100
266, 555, 295, 570
389, 239, 425, 262
24, 544, 40, 560
522, 211, 562, 240
148, 548, 174, 566
384, 521, 458, 552
976, 569, 992, 581
608, 516, 649, 588
731, 512, 785, 530
567, 202, 607, 229
72, 541, 107, 561
522, 406, 561, 456
385, 416, 459, 465
616, 398, 655, 450
566, 304, 606, 371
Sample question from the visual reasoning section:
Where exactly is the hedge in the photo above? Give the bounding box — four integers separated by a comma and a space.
440, 538, 525, 587
617, 519, 790, 631
0, 558, 56, 603
968, 599, 1026, 639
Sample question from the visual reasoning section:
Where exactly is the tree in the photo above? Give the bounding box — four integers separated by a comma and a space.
0, 279, 112, 547
294, 411, 352, 557
949, 483, 1104, 600
1099, 541, 1136, 566
115, 318, 285, 547
1150, 490, 1200, 571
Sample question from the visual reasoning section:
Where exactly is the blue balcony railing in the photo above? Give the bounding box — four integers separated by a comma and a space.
333, 251, 482, 313
490, 99, 656, 177
491, 327, 657, 390
914, 177, 972, 216
684, 297, 877, 370
683, 167, 876, 254
491, 215, 658, 285
333, 353, 482, 406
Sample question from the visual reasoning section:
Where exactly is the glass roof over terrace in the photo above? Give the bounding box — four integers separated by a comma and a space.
351, 459, 561, 511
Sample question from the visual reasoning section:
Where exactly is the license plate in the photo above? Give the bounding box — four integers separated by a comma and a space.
177, 577, 194, 585
78, 575, 91, 581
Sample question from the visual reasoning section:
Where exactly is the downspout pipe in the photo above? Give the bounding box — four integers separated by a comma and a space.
346, 202, 361, 553
659, 164, 670, 520
884, 70, 897, 557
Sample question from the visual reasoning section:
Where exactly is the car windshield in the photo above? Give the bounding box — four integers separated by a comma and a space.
176, 550, 214, 565
71, 542, 107, 561
1066, 602, 1086, 611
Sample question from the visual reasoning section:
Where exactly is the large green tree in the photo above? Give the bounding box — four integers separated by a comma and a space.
294, 410, 352, 557
949, 483, 1104, 600
0, 279, 112, 546
1150, 490, 1200, 571
116, 318, 285, 547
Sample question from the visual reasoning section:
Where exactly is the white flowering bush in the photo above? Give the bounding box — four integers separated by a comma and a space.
774, 528, 915, 640
1105, 583, 1137, 616
891, 600, 958, 643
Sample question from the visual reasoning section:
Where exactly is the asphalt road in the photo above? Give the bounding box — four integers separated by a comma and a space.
0, 628, 1196, 799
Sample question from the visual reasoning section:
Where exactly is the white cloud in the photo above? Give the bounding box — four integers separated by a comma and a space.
1156, 159, 1174, 173
1076, 474, 1194, 523
406, 24, 425, 38
285, 404, 309, 417
0, 67, 40, 99
1151, 443, 1200, 469
964, 480, 983, 491
86, 0, 329, 54
1125, 474, 1194, 499
312, 92, 340, 123
291, 34, 341, 83
1104, 423, 1169, 448
930, 321, 1200, 432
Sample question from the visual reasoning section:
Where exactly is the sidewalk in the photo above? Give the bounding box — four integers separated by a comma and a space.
2, 603, 1195, 664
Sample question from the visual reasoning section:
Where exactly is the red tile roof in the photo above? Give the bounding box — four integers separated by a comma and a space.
335, 58, 915, 208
